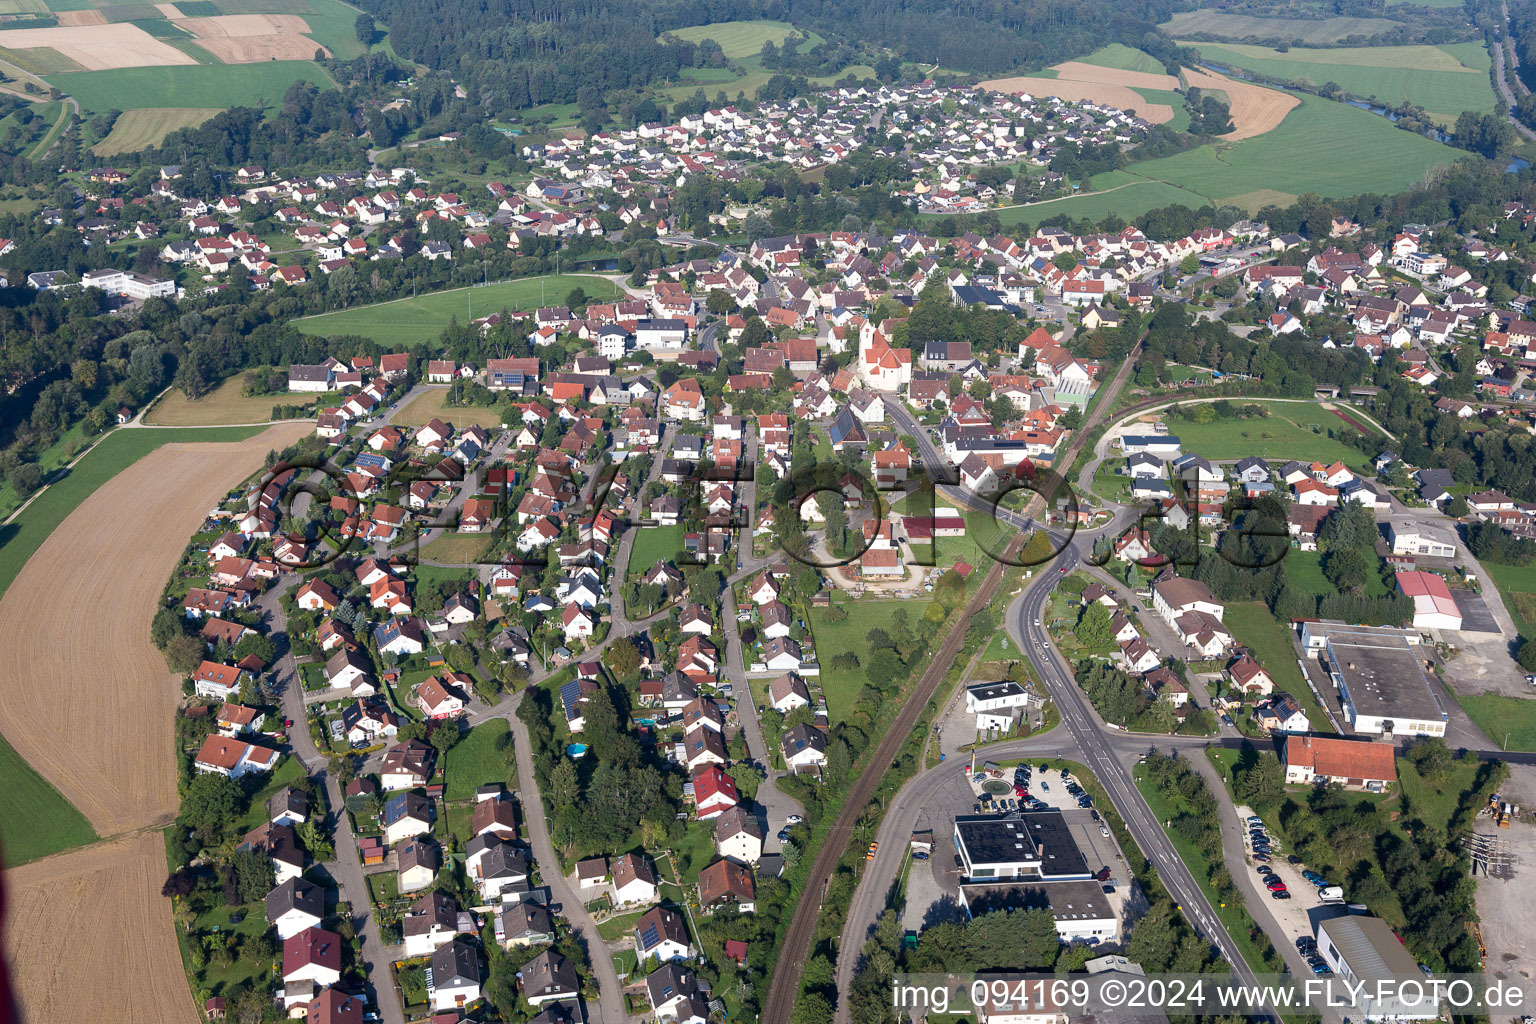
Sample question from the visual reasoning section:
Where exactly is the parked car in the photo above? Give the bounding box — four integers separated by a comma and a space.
778, 829, 791, 842
786, 814, 803, 825
1099, 825, 1111, 837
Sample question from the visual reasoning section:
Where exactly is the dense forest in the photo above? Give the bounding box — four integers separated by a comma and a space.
355, 0, 1184, 110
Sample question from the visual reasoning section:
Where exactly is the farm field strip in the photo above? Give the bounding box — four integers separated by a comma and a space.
0, 21, 194, 68
93, 105, 220, 153
0, 422, 307, 834
1181, 40, 1497, 120
49, 58, 333, 111
4, 831, 198, 1024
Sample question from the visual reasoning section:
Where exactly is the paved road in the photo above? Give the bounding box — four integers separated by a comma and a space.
1005, 560, 1271, 1000
1493, 8, 1536, 143
262, 578, 407, 1024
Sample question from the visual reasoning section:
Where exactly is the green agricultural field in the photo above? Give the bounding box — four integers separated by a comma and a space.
1161, 9, 1406, 44
0, 425, 264, 602
0, 44, 83, 74
1014, 94, 1456, 221
93, 106, 220, 154
293, 274, 627, 346
0, 0, 47, 13
1076, 43, 1168, 74
48, 60, 334, 113
1165, 402, 1375, 463
661, 19, 816, 59
1182, 41, 1495, 123
0, 730, 98, 865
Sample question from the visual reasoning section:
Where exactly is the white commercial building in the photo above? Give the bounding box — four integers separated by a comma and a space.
964, 680, 1040, 732
1316, 915, 1441, 1020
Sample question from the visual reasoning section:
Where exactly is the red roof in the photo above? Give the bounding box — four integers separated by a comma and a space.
691, 764, 739, 807
1285, 735, 1396, 782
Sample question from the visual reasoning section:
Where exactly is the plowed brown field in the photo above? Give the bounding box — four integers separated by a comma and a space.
172, 13, 327, 62
5, 832, 197, 1024
0, 423, 306, 836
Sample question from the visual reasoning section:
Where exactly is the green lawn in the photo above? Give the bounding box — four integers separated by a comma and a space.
1223, 603, 1334, 733
626, 523, 684, 580
442, 719, 510, 800
1164, 402, 1375, 464
0, 426, 264, 603
1182, 41, 1495, 123
1452, 694, 1536, 752
48, 61, 334, 113
596, 909, 646, 941
1396, 756, 1482, 828
1480, 561, 1536, 635
805, 596, 933, 722
236, 756, 306, 832
0, 730, 98, 865
1283, 548, 1389, 599
293, 275, 626, 346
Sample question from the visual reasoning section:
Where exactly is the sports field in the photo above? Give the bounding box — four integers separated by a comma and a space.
392, 387, 507, 428
662, 19, 812, 59
293, 274, 628, 345
1161, 9, 1406, 44
144, 372, 318, 425
1183, 40, 1495, 123
49, 58, 333, 112
92, 105, 219, 152
1156, 401, 1375, 464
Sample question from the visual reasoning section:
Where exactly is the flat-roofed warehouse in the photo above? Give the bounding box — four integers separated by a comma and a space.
1308, 624, 1447, 737
957, 878, 1119, 942
953, 810, 1091, 881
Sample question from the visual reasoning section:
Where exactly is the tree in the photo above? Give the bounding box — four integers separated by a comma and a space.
1016, 908, 1062, 969
1322, 547, 1370, 592
231, 847, 274, 902
1179, 253, 1201, 275
9, 462, 43, 498
233, 633, 276, 667
430, 723, 461, 759
1446, 494, 1469, 519
166, 634, 205, 674
1519, 638, 1536, 673
1405, 737, 1453, 781
181, 772, 242, 842
1075, 602, 1112, 648
353, 12, 374, 45
1235, 751, 1284, 806
603, 636, 642, 682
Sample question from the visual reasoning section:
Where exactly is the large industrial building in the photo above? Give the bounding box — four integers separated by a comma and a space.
1316, 915, 1441, 1020
1299, 622, 1447, 737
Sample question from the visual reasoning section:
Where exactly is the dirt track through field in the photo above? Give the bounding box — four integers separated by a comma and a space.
172, 13, 327, 62
5, 831, 197, 1024
0, 423, 306, 837
0, 22, 194, 68
1181, 65, 1298, 140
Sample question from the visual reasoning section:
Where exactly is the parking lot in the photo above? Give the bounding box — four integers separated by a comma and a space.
1235, 803, 1353, 970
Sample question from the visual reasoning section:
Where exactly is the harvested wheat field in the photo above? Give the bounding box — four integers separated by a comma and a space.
0, 423, 306, 836
5, 831, 197, 1024
1182, 66, 1298, 140
0, 23, 193, 69
1051, 60, 1180, 92
172, 13, 327, 62
979, 76, 1173, 123
55, 9, 106, 26
156, 2, 184, 15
